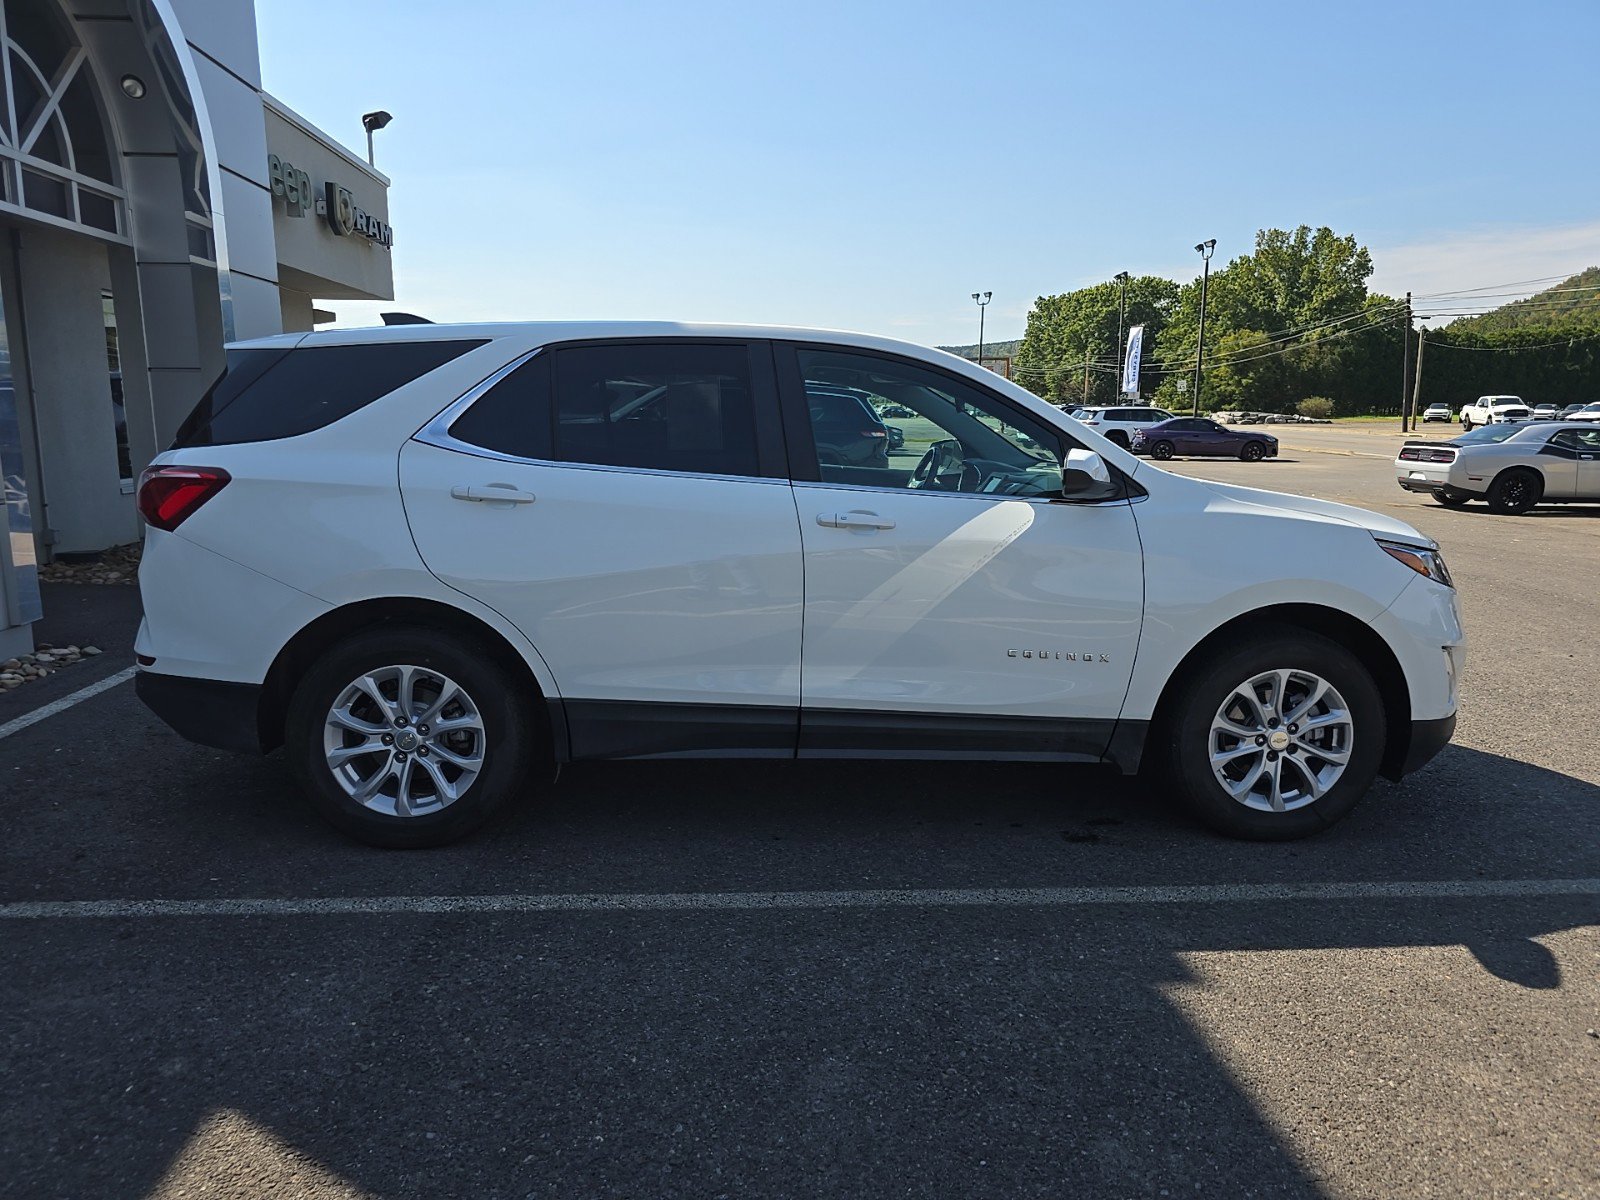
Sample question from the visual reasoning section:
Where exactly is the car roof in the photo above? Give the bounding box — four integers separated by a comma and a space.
229, 320, 974, 356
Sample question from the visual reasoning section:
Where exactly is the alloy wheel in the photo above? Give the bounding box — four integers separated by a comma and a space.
1208, 668, 1353, 813
322, 664, 486, 817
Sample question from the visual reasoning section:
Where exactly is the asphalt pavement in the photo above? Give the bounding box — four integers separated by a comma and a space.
2, 436, 1597, 1200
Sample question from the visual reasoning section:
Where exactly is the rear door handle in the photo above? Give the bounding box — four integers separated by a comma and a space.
817, 510, 895, 530
451, 484, 536, 504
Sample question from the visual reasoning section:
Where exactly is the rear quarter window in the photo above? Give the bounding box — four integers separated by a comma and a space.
175, 340, 486, 447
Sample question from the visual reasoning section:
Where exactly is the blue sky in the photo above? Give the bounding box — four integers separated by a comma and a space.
255, 0, 1600, 344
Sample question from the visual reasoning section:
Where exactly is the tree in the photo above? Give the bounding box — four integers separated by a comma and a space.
1014, 275, 1179, 406
1151, 226, 1381, 413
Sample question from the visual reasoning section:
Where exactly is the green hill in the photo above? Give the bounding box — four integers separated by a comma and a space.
937, 338, 1023, 360
1448, 266, 1600, 333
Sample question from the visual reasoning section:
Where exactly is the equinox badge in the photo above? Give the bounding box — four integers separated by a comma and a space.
1008, 649, 1111, 662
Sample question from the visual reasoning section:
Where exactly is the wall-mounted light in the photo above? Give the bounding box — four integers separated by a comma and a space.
120, 74, 147, 99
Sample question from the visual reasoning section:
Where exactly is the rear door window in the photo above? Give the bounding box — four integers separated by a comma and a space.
551, 342, 761, 477
447, 353, 553, 460
176, 340, 485, 447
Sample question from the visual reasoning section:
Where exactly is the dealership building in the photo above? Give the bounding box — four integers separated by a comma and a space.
0, 0, 393, 658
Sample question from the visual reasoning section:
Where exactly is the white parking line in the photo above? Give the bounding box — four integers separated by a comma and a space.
3, 877, 1597, 920
0, 666, 136, 742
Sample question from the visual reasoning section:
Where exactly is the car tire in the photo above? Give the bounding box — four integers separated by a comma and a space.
1239, 441, 1266, 462
1150, 440, 1175, 461
285, 626, 539, 848
1157, 626, 1386, 840
1486, 468, 1543, 515
1461, 417, 1472, 431
1431, 490, 1471, 508
1106, 430, 1130, 448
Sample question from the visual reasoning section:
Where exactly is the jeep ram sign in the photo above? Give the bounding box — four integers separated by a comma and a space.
268, 153, 394, 248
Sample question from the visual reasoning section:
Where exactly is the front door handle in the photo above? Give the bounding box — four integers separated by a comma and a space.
451, 483, 536, 504
817, 510, 895, 530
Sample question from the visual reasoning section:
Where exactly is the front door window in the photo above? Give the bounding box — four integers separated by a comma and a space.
795, 348, 1066, 497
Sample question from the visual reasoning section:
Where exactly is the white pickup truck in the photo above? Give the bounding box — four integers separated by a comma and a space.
1458, 395, 1531, 430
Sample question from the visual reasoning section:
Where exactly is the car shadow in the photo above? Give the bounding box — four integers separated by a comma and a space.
1521, 505, 1600, 518
3, 721, 1598, 1198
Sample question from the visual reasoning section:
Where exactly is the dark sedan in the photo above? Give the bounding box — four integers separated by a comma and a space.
1131, 417, 1279, 461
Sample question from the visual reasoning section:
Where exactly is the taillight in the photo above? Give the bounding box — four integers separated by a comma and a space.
137, 466, 231, 531
862, 429, 887, 438
1398, 447, 1455, 463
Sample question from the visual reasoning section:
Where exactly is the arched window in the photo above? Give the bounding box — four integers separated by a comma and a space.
0, 0, 123, 235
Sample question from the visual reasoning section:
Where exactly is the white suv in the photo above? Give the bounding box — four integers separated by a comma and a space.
135, 323, 1463, 847
1071, 404, 1176, 448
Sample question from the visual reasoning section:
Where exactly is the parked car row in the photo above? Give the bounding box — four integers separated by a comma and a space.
1441, 396, 1600, 429
1395, 420, 1600, 514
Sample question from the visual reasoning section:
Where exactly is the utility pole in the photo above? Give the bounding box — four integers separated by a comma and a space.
1192, 240, 1216, 415
1083, 342, 1093, 407
1400, 291, 1413, 432
1410, 322, 1427, 430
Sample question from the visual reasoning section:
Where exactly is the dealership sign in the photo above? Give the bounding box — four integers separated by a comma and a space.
1121, 324, 1144, 397
267, 153, 393, 248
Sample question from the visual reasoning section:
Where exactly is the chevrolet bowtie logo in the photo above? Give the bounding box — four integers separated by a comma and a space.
1007, 650, 1111, 662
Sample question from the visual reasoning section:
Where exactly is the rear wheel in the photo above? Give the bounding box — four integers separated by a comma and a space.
1486, 468, 1542, 515
1159, 628, 1385, 840
1106, 430, 1130, 448
285, 627, 539, 848
1239, 441, 1266, 462
1150, 440, 1176, 461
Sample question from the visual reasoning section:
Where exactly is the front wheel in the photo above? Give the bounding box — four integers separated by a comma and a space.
1461, 417, 1473, 431
1486, 468, 1542, 515
1150, 440, 1176, 461
1432, 490, 1471, 508
1239, 441, 1266, 462
1159, 628, 1385, 839
285, 627, 539, 848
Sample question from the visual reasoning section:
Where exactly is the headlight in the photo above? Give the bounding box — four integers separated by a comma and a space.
1377, 538, 1453, 588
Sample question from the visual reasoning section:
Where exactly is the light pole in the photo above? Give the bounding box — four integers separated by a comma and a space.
1191, 239, 1216, 415
1113, 271, 1131, 396
971, 292, 992, 367
362, 110, 393, 167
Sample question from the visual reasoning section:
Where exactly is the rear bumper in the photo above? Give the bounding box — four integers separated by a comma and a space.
1396, 468, 1480, 498
136, 670, 264, 754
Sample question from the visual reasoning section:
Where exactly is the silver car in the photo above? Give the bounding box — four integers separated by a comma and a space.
1395, 422, 1600, 513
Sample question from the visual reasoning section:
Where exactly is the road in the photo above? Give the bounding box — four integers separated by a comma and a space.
1, 440, 1596, 1200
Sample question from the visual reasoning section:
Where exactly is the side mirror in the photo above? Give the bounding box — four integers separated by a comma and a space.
1058, 449, 1118, 499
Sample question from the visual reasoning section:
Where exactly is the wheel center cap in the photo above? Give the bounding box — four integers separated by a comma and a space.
1268, 730, 1290, 751
395, 730, 419, 752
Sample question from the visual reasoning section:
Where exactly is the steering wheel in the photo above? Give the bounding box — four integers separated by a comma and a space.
910, 439, 980, 491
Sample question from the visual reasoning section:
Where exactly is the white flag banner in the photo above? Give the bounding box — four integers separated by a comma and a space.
1121, 325, 1145, 397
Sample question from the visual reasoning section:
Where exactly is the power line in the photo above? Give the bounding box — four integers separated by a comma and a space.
1411, 272, 1594, 299
1418, 331, 1600, 352
1011, 301, 1402, 379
